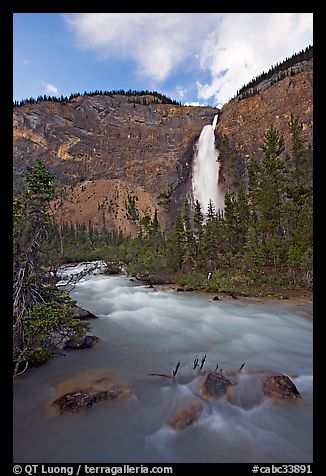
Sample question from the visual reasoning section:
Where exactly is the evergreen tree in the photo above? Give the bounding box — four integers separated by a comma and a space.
182, 198, 191, 230
181, 198, 194, 270
138, 213, 152, 239
172, 213, 186, 269
206, 199, 216, 221
13, 161, 87, 375
150, 208, 160, 237
193, 200, 204, 240
248, 126, 286, 266
224, 191, 238, 253
283, 115, 313, 281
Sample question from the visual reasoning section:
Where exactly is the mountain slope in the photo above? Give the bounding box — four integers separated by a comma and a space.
13, 94, 217, 233
13, 57, 313, 234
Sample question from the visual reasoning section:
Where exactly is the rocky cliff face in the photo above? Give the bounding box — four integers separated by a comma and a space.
13, 94, 217, 234
13, 61, 312, 235
216, 68, 312, 178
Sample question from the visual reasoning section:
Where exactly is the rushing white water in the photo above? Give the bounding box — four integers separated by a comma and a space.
13, 264, 313, 463
192, 114, 224, 216
212, 113, 218, 130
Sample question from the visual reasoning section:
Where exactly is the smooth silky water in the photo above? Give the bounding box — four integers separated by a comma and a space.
13, 264, 313, 463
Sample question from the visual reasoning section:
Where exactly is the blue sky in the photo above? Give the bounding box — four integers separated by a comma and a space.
13, 13, 313, 107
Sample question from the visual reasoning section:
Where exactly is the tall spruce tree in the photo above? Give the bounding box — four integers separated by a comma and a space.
193, 200, 204, 240
247, 126, 287, 267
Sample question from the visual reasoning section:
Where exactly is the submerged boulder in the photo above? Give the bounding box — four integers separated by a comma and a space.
221, 291, 238, 299
69, 305, 97, 320
103, 264, 121, 275
64, 335, 100, 350
199, 371, 235, 400
51, 370, 133, 413
169, 403, 203, 430
262, 375, 301, 400
54, 387, 126, 412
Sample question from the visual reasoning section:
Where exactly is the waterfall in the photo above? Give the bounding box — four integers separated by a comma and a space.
192, 114, 224, 217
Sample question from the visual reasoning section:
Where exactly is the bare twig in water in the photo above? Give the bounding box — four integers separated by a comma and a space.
215, 362, 219, 371
193, 356, 199, 370
238, 362, 246, 372
200, 354, 206, 371
173, 361, 181, 379
13, 361, 28, 378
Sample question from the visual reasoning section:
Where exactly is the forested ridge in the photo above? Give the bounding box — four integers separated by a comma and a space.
235, 45, 313, 100
13, 89, 183, 108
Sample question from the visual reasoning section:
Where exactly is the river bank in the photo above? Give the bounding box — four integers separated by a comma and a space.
150, 283, 313, 318
59, 261, 313, 317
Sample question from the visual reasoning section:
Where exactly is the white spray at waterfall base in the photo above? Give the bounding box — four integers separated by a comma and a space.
192, 114, 225, 216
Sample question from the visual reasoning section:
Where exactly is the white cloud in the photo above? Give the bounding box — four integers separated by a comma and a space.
184, 101, 207, 107
64, 13, 313, 106
176, 86, 187, 97
196, 13, 313, 107
65, 13, 220, 82
42, 82, 59, 94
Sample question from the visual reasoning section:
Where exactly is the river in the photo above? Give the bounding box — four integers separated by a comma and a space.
13, 263, 313, 463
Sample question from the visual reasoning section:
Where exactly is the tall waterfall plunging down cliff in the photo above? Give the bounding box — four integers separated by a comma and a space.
192, 114, 224, 216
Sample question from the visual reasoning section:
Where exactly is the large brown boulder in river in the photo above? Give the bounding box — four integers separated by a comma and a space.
50, 370, 132, 414
168, 403, 203, 430
54, 387, 127, 412
262, 375, 301, 400
198, 371, 235, 401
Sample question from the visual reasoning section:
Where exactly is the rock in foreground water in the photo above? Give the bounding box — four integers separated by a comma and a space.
199, 371, 235, 400
69, 305, 97, 320
169, 403, 203, 430
54, 387, 127, 412
51, 370, 132, 413
64, 335, 100, 350
262, 375, 301, 400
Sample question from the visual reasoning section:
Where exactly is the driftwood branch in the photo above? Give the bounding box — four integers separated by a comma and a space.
13, 361, 29, 378
148, 361, 181, 380
148, 373, 172, 379
200, 354, 206, 371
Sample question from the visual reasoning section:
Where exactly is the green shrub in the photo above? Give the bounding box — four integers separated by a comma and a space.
21, 300, 89, 367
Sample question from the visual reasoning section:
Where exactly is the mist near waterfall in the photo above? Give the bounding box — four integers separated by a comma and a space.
192, 114, 224, 216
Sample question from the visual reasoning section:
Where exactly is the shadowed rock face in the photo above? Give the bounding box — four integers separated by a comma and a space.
13, 94, 217, 234
13, 94, 217, 190
262, 375, 301, 400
